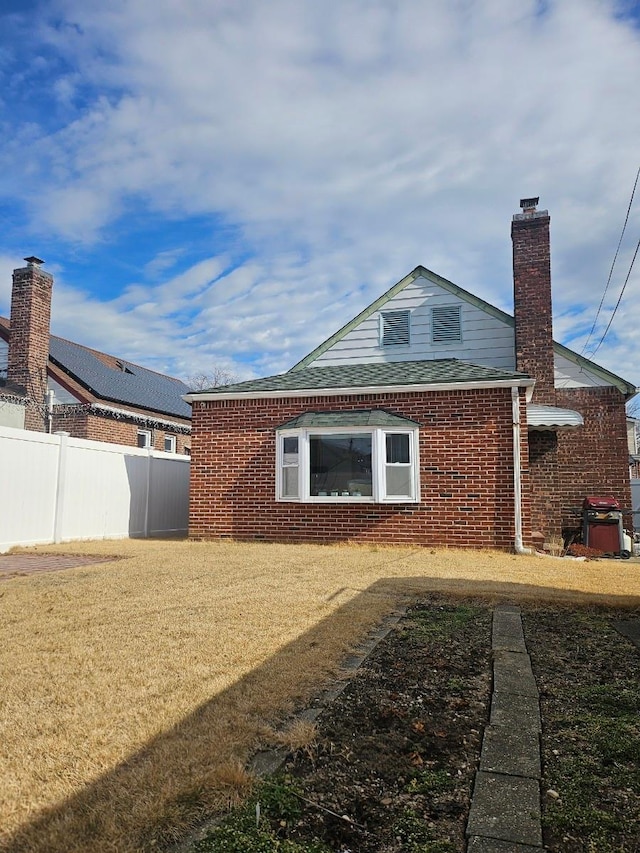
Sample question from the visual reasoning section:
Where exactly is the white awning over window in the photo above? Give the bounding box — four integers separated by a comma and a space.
527, 404, 584, 431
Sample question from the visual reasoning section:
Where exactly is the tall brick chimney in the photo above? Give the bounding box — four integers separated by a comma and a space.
7, 257, 53, 431
511, 197, 555, 403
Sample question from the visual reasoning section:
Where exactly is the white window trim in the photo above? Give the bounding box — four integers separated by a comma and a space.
164, 434, 177, 453
137, 429, 152, 449
276, 426, 420, 503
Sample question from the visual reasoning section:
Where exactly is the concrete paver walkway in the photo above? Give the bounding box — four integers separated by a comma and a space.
466, 604, 543, 850
0, 553, 113, 579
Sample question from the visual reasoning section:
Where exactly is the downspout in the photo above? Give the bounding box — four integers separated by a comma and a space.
512, 386, 534, 555
47, 389, 55, 434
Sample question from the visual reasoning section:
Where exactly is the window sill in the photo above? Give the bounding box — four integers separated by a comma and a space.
277, 497, 420, 504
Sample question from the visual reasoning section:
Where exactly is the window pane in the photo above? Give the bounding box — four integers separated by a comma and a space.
283, 436, 298, 454
282, 435, 298, 467
282, 466, 299, 498
386, 466, 412, 497
386, 433, 410, 464
310, 434, 372, 496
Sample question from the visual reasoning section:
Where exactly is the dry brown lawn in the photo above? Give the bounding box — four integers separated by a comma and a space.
1, 538, 640, 853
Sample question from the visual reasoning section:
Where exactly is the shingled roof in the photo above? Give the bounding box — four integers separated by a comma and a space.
186, 358, 533, 398
0, 317, 191, 420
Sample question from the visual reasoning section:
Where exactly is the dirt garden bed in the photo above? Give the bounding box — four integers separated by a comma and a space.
195, 599, 640, 853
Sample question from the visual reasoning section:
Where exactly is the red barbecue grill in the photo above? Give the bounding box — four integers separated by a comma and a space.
582, 496, 627, 556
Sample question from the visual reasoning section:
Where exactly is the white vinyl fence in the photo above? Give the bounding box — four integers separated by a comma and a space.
0, 425, 190, 553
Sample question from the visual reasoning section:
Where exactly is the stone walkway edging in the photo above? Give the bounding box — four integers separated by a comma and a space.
466, 604, 544, 850
171, 606, 408, 853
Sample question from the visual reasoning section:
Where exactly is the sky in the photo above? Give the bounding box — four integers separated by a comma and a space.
0, 0, 639, 394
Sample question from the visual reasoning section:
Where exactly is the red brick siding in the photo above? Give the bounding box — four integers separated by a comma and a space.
51, 410, 191, 454
527, 430, 561, 539
525, 387, 631, 541
555, 386, 632, 534
512, 212, 556, 403
7, 265, 53, 431
189, 388, 530, 549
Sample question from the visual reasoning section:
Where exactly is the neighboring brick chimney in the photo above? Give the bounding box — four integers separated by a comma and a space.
511, 197, 555, 404
7, 257, 53, 431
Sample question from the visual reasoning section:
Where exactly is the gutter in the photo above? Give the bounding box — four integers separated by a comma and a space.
512, 386, 534, 555
89, 403, 191, 434
185, 377, 536, 403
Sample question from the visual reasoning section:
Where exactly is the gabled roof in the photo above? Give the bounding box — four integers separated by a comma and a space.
0, 317, 191, 420
291, 265, 637, 397
185, 358, 533, 401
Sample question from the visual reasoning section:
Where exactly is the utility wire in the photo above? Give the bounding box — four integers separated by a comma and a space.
581, 165, 640, 356
588, 232, 640, 358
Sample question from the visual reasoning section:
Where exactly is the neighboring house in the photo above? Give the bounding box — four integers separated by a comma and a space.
186, 199, 637, 551
0, 258, 191, 452
629, 417, 640, 479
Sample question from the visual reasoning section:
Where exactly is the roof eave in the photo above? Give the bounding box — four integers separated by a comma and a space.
552, 340, 637, 398
185, 377, 535, 403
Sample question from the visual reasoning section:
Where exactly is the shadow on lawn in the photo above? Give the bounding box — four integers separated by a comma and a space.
3, 575, 640, 853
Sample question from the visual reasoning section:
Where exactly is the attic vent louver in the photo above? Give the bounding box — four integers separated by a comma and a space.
432, 305, 462, 344
381, 310, 410, 347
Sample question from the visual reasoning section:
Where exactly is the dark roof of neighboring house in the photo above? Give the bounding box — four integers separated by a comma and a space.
0, 317, 191, 420
187, 358, 532, 397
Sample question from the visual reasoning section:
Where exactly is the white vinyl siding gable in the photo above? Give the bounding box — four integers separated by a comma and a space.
553, 352, 616, 389
311, 274, 516, 370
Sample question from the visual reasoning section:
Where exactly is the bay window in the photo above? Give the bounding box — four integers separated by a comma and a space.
276, 413, 419, 503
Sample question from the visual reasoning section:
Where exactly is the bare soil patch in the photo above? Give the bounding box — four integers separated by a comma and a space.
283, 602, 491, 852
196, 599, 640, 853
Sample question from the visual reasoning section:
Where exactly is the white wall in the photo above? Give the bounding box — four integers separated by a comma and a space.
0, 425, 190, 552
0, 399, 25, 429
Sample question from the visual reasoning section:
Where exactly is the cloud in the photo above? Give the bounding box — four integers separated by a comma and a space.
0, 0, 639, 385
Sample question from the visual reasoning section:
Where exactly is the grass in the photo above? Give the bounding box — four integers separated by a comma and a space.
193, 777, 331, 852
392, 808, 457, 852
524, 609, 640, 851
1, 539, 640, 852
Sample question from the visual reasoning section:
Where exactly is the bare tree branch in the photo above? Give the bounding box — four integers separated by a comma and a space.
186, 368, 237, 391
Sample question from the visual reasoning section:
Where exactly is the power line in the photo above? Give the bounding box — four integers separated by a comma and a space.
588, 232, 640, 359
581, 165, 640, 356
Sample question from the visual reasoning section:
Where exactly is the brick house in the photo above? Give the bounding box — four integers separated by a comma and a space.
186, 199, 636, 550
0, 258, 191, 453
